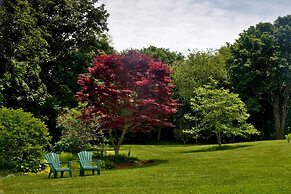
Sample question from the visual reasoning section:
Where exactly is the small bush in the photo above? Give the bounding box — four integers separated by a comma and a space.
53, 105, 106, 153
0, 107, 50, 172
174, 129, 194, 145
104, 154, 139, 164
100, 160, 115, 169
59, 152, 75, 161
285, 133, 291, 143
52, 136, 92, 153
92, 143, 110, 159
100, 154, 139, 169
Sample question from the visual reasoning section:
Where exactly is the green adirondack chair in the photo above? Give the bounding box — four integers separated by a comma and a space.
78, 151, 101, 176
44, 152, 72, 178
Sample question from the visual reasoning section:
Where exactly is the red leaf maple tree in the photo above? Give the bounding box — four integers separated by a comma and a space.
76, 51, 178, 155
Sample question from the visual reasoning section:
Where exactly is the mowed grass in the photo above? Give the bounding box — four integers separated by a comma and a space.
2, 140, 291, 193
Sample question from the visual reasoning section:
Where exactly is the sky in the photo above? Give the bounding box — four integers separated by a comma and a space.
99, 0, 291, 55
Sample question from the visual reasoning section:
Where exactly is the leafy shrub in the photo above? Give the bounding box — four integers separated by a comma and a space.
99, 154, 139, 170
0, 107, 50, 172
100, 160, 115, 169
59, 152, 75, 161
174, 129, 194, 145
285, 133, 291, 143
104, 154, 139, 164
92, 142, 110, 159
52, 136, 92, 154
57, 152, 80, 169
53, 105, 100, 153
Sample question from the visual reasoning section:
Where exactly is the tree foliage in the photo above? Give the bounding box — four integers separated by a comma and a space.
173, 129, 194, 145
137, 46, 184, 141
173, 48, 230, 102
0, 0, 48, 113
0, 107, 50, 172
138, 45, 184, 66
35, 0, 113, 107
228, 15, 291, 139
172, 48, 230, 141
34, 0, 114, 139
0, 0, 113, 141
76, 51, 178, 155
186, 86, 258, 147
53, 104, 100, 153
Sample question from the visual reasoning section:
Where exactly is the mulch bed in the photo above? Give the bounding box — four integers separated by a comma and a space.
115, 160, 154, 169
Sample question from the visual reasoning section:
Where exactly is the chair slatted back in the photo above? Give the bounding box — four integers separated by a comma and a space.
45, 153, 60, 169
78, 151, 93, 166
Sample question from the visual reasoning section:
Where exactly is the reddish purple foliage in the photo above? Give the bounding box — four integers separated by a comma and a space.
76, 51, 178, 132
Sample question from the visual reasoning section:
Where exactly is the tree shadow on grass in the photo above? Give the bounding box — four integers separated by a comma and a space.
182, 144, 253, 153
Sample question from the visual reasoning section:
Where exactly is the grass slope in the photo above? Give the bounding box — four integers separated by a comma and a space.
1, 140, 291, 193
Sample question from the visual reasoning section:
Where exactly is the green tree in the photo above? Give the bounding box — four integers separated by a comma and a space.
138, 45, 184, 66
0, 0, 114, 141
0, 0, 48, 113
172, 48, 230, 141
173, 48, 229, 101
186, 86, 258, 147
33, 0, 114, 138
34, 0, 113, 106
228, 15, 291, 139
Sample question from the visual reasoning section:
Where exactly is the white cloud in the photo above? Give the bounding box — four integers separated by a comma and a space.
99, 0, 291, 55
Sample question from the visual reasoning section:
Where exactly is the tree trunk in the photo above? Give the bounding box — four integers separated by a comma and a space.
217, 133, 222, 148
183, 139, 186, 145
157, 128, 161, 142
195, 137, 198, 144
109, 128, 127, 156
281, 87, 290, 138
273, 94, 288, 139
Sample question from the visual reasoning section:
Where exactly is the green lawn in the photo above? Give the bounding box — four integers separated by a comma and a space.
1, 140, 291, 193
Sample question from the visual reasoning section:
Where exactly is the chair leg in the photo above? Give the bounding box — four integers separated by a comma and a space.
80, 170, 84, 176
54, 172, 57, 178
92, 169, 95, 175
48, 170, 52, 178
69, 170, 72, 177
97, 168, 100, 175
61, 171, 64, 178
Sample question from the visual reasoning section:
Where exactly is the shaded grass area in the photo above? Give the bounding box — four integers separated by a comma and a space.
182, 144, 253, 153
1, 140, 291, 193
